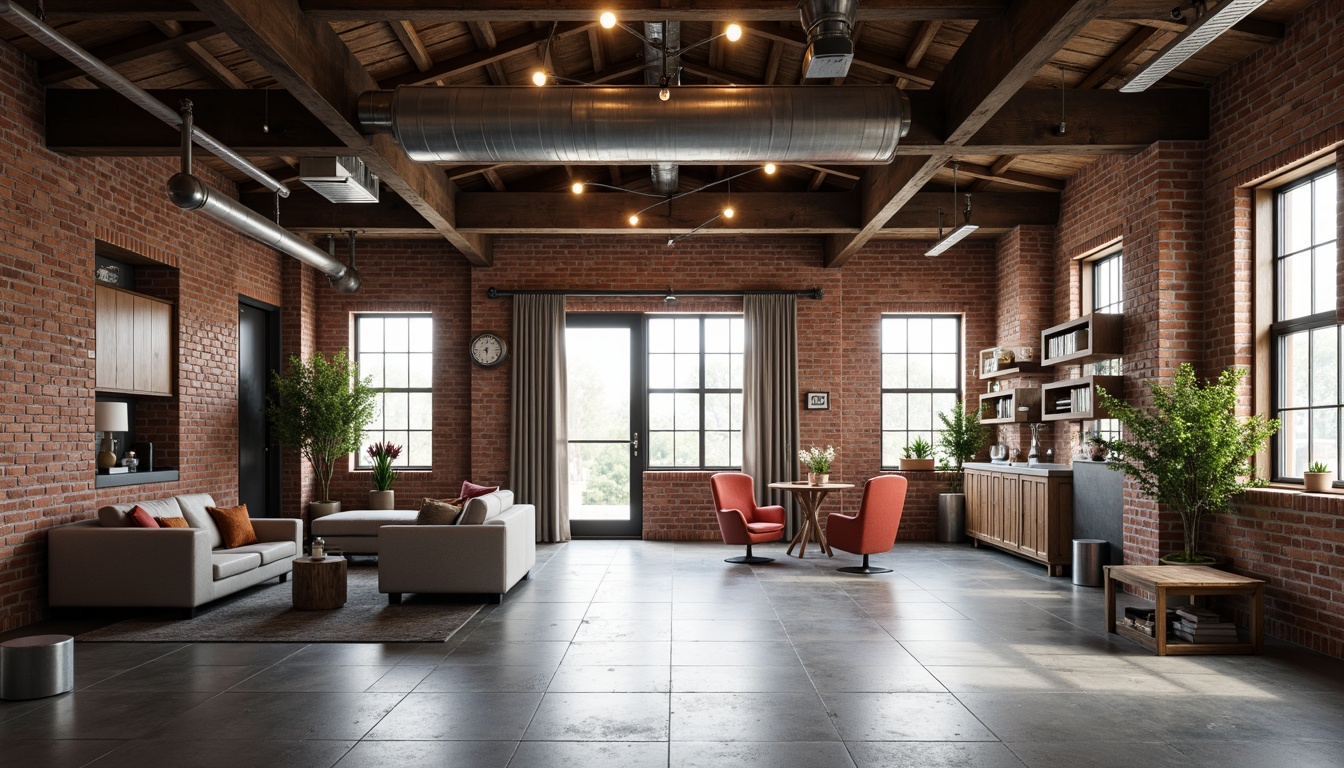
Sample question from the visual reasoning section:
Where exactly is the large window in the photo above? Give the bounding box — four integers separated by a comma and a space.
881, 315, 961, 467
1085, 249, 1123, 442
647, 315, 744, 469
1273, 169, 1339, 481
354, 314, 433, 470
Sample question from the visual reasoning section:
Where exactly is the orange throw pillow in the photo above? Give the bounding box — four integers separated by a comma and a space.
206, 504, 258, 548
156, 516, 190, 528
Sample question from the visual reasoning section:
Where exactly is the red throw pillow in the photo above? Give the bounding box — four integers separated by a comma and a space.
128, 505, 160, 529
458, 480, 499, 503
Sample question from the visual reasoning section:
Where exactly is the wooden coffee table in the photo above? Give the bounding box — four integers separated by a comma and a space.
1104, 565, 1264, 656
292, 556, 347, 610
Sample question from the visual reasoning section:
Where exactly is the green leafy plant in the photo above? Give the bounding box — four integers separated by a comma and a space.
1097, 364, 1278, 564
798, 445, 836, 474
1086, 430, 1109, 448
937, 400, 988, 493
266, 350, 377, 505
367, 441, 402, 491
1307, 461, 1330, 474
903, 437, 934, 460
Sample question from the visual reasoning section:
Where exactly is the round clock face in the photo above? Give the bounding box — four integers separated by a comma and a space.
470, 333, 507, 367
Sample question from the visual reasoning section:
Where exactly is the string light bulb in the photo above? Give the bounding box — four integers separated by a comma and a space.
723, 207, 735, 219
531, 70, 547, 86
628, 214, 640, 226
658, 86, 671, 101
599, 11, 616, 29
763, 163, 776, 175
571, 182, 584, 194
726, 23, 742, 42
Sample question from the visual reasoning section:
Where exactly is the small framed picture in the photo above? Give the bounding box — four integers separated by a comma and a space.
805, 392, 830, 410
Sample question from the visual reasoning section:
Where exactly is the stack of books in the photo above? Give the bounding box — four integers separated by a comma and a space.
1172, 606, 1240, 644
1122, 606, 1177, 637
1046, 329, 1090, 359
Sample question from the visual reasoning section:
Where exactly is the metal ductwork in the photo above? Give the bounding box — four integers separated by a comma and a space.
358, 85, 910, 164
645, 22, 681, 195
798, 0, 860, 80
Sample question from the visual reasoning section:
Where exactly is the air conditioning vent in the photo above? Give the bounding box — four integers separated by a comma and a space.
299, 156, 380, 203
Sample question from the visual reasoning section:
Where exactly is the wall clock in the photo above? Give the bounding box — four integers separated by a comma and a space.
470, 332, 508, 368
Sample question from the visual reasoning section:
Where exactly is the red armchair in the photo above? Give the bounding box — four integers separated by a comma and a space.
826, 475, 906, 574
710, 473, 786, 564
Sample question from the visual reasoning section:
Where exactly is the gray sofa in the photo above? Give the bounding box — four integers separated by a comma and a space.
48, 493, 301, 617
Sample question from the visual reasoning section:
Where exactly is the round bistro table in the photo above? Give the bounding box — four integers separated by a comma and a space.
768, 481, 855, 558
292, 556, 347, 610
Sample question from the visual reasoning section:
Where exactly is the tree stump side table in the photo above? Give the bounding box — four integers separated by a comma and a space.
292, 556, 347, 610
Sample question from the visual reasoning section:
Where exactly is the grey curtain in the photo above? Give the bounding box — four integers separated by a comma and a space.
742, 294, 799, 536
509, 294, 570, 542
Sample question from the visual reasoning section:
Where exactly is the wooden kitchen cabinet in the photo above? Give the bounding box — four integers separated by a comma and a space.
95, 284, 174, 396
965, 465, 1073, 576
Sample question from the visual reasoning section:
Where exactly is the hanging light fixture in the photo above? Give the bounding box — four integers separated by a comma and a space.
596, 11, 743, 101
925, 161, 978, 257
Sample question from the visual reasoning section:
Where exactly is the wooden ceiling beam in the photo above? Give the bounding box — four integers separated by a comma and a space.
153, 20, 248, 89
391, 20, 434, 72
297, 1, 1007, 23
193, 0, 490, 265
1129, 15, 1284, 46
1077, 25, 1160, 89
37, 22, 220, 85
956, 161, 1065, 192
378, 21, 592, 88
826, 0, 1109, 268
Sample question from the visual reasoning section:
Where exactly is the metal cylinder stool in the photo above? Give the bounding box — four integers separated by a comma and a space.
1072, 539, 1109, 587
1, 634, 74, 700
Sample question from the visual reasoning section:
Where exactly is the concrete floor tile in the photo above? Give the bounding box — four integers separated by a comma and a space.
670, 741, 857, 768
523, 692, 669, 741
848, 741, 1027, 768
548, 665, 671, 693
509, 741, 668, 768
0, 739, 124, 768
84, 739, 355, 768
670, 692, 839, 742
364, 692, 542, 740
822, 692, 997, 741
332, 740, 516, 768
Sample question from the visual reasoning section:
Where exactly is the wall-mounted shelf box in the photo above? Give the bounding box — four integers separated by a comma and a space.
979, 347, 1042, 379
1041, 375, 1124, 421
979, 387, 1041, 425
1041, 313, 1123, 367
94, 469, 179, 489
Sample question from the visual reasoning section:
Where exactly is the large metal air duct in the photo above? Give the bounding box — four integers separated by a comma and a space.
358, 85, 910, 164
798, 0, 860, 80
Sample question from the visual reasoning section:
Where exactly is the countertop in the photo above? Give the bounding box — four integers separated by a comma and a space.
963, 461, 1074, 477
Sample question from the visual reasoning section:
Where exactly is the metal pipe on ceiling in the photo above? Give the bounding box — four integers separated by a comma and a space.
359, 86, 910, 165
0, 0, 290, 198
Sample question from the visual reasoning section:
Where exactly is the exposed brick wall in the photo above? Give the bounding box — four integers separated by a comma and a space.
0, 41, 283, 632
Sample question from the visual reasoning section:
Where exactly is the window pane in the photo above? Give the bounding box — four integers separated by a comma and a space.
409, 353, 433, 388
674, 432, 699, 466
730, 393, 743, 430
704, 318, 731, 352
882, 318, 906, 353
883, 354, 906, 389
649, 393, 674, 430
705, 354, 730, 389
908, 318, 932, 352
1280, 251, 1312, 320
729, 354, 744, 390
675, 353, 700, 388
931, 354, 958, 389
649, 353, 674, 389
883, 393, 906, 430
409, 393, 432, 430
705, 430, 730, 467
730, 318, 744, 353
882, 432, 903, 467
649, 319, 674, 353
675, 393, 700, 430
409, 317, 433, 352
908, 354, 932, 389
1312, 408, 1337, 470
359, 317, 383, 352
650, 431, 674, 465
675, 318, 699, 353
909, 393, 932, 430
383, 392, 409, 430
1283, 182, 1312, 254
1315, 174, 1337, 245
1312, 326, 1338, 406
1315, 245, 1337, 315
1283, 330, 1310, 408
360, 353, 384, 388
704, 393, 730, 430
933, 393, 957, 425
384, 353, 409, 388
932, 318, 958, 351
384, 317, 409, 352
407, 430, 432, 467
1282, 410, 1308, 477
730, 433, 742, 468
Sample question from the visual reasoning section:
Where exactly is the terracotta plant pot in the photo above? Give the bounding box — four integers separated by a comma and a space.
1303, 472, 1333, 493
899, 458, 936, 471
369, 490, 395, 510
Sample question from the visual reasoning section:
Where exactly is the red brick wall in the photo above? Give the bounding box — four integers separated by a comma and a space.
0, 41, 284, 632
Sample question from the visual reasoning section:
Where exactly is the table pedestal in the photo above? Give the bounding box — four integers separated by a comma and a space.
787, 488, 837, 558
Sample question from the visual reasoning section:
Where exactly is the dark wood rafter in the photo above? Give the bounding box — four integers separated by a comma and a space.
378, 22, 592, 88
192, 0, 491, 265
739, 21, 940, 86
152, 20, 247, 89
825, 0, 1111, 268
37, 22, 220, 85
391, 20, 434, 72
1078, 25, 1162, 88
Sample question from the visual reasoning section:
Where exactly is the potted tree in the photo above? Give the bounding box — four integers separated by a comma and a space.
266, 350, 377, 520
936, 400, 988, 543
1097, 364, 1278, 565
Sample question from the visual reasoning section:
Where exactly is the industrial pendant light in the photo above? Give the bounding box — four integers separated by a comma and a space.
925, 161, 978, 257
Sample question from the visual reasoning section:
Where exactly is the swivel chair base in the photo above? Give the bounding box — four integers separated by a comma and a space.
725, 544, 774, 564
837, 554, 892, 574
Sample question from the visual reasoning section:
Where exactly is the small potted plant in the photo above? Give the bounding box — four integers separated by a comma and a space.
1304, 461, 1333, 493
798, 445, 836, 485
367, 441, 403, 509
900, 437, 936, 471
1086, 429, 1110, 461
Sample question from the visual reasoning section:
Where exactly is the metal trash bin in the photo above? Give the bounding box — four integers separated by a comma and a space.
0, 634, 74, 700
1072, 539, 1109, 587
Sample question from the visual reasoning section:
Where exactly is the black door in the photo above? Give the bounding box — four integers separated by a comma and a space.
566, 314, 644, 538
239, 300, 280, 516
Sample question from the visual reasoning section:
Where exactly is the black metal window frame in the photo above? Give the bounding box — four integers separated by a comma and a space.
880, 313, 963, 469
1270, 168, 1340, 484
644, 314, 744, 471
1084, 248, 1124, 442
353, 312, 434, 470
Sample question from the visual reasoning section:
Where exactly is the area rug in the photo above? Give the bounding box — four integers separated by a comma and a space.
78, 566, 483, 643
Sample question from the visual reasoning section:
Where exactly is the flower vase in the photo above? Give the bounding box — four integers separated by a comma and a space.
809, 472, 828, 486
369, 490, 394, 510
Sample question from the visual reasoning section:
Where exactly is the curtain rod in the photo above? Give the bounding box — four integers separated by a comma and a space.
487, 287, 824, 300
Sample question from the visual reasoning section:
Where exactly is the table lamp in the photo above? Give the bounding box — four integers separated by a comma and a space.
95, 401, 128, 469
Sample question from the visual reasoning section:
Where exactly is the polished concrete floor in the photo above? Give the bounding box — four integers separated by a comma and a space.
3, 540, 1344, 767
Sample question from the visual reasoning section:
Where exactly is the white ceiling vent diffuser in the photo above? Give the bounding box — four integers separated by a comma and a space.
300, 156, 381, 203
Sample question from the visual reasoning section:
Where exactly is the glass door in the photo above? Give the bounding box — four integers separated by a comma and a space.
566, 314, 644, 537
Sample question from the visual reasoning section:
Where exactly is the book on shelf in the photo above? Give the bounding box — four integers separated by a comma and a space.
1174, 630, 1240, 644
1175, 606, 1223, 623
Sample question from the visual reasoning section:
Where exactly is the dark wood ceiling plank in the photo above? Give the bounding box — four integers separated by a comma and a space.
153, 20, 248, 88
956, 161, 1065, 192
739, 21, 940, 86
1077, 25, 1159, 89
193, 0, 491, 265
297, 1, 1007, 23
391, 20, 434, 71
378, 21, 591, 88
38, 22, 219, 85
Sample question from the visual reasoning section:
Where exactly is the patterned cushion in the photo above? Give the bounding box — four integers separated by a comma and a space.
417, 498, 463, 526
207, 504, 259, 549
